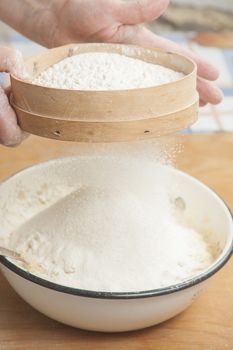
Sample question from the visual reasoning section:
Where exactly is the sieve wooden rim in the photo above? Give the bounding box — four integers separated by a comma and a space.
12, 97, 198, 143
10, 43, 198, 142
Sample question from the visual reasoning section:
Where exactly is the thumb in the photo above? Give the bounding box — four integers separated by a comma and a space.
0, 47, 29, 146
117, 0, 170, 25
0, 87, 25, 146
0, 47, 30, 81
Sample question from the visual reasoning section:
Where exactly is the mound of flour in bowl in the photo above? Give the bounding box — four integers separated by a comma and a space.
33, 52, 184, 90
6, 158, 214, 292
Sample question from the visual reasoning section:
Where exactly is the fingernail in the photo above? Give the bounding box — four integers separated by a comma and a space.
213, 88, 224, 105
208, 65, 220, 80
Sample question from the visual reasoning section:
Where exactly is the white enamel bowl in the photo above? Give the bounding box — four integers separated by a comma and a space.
0, 158, 232, 332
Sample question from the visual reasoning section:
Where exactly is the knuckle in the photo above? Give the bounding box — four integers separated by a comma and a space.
135, 0, 169, 21
0, 47, 25, 77
135, 0, 148, 20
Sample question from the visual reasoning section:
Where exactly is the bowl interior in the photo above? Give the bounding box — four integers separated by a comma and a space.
0, 157, 232, 296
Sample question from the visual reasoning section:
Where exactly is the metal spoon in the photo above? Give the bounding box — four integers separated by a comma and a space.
0, 246, 46, 274
0, 246, 25, 262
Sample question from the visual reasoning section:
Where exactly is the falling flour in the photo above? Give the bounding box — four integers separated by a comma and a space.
33, 52, 184, 90
1, 53, 213, 292
1, 157, 214, 292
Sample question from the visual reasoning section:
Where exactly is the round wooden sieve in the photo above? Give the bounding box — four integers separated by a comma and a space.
10, 43, 198, 143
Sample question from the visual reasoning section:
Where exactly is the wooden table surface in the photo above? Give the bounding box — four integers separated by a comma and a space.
0, 134, 233, 350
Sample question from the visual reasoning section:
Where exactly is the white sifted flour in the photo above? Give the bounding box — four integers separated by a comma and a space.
2, 157, 214, 292
33, 52, 184, 90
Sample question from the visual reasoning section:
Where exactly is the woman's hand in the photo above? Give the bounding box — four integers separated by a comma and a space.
0, 1, 223, 146
0, 47, 29, 146
51, 0, 223, 106
0, 0, 223, 106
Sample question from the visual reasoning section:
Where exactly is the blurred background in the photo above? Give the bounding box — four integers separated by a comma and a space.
151, 0, 233, 32
0, 0, 233, 134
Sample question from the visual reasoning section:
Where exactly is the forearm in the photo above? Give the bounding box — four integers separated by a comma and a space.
0, 0, 61, 47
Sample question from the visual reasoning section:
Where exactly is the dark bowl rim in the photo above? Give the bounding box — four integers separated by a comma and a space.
0, 158, 233, 300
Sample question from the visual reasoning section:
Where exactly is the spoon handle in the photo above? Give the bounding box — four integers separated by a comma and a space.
0, 246, 46, 274
0, 247, 25, 263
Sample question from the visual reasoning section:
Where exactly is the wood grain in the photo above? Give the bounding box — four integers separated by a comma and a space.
0, 133, 233, 349
12, 102, 198, 142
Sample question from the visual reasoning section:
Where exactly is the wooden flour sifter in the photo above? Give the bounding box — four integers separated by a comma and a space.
10, 43, 198, 143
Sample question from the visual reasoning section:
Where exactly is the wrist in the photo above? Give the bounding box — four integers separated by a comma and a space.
48, 0, 72, 47
0, 0, 60, 48
29, 1, 60, 48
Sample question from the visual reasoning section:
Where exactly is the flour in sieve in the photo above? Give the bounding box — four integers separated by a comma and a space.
33, 52, 184, 90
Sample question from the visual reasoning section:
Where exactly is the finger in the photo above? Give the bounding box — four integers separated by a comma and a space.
117, 0, 170, 24
113, 25, 219, 81
0, 86, 25, 146
4, 85, 28, 141
0, 47, 30, 80
199, 100, 207, 107
197, 78, 223, 105
4, 85, 11, 97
